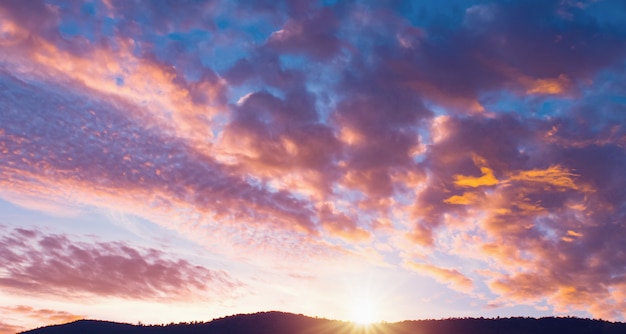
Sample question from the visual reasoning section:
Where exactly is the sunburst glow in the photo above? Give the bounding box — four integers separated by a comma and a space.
350, 297, 378, 326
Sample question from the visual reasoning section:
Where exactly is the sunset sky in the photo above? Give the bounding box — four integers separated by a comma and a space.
1, 0, 626, 332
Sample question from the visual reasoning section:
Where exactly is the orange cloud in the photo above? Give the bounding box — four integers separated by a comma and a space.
525, 74, 571, 95
544, 124, 626, 149
32, 39, 225, 142
444, 191, 480, 205
217, 90, 342, 198
0, 305, 84, 334
2, 18, 226, 155
507, 165, 580, 190
0, 321, 23, 334
1, 305, 84, 325
566, 230, 583, 237
406, 262, 474, 293
319, 203, 372, 242
477, 242, 530, 269
562, 230, 584, 242
406, 224, 435, 247
451, 164, 587, 238
478, 56, 572, 96
488, 272, 554, 302
0, 15, 28, 46
341, 168, 395, 198
339, 125, 365, 145
487, 267, 625, 320
453, 155, 499, 188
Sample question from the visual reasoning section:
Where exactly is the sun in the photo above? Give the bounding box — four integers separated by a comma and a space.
349, 297, 378, 326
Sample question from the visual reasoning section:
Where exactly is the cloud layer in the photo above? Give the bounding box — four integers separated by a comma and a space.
0, 305, 84, 334
0, 227, 239, 301
1, 0, 626, 325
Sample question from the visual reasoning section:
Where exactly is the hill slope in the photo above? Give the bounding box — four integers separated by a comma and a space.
20, 311, 626, 334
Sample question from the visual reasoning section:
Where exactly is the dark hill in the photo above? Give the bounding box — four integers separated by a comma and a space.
20, 311, 626, 334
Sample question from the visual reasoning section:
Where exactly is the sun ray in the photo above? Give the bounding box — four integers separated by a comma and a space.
349, 295, 380, 328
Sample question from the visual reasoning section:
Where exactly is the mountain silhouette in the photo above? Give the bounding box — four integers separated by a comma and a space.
20, 311, 626, 334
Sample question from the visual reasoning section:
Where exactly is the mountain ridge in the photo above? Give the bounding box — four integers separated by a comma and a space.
20, 311, 626, 334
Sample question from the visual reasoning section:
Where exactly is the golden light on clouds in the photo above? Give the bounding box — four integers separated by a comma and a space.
2, 0, 626, 331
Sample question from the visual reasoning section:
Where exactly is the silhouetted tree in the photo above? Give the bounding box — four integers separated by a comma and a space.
19, 312, 626, 334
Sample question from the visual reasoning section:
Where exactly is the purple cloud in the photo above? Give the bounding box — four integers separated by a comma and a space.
0, 227, 240, 300
1, 0, 626, 322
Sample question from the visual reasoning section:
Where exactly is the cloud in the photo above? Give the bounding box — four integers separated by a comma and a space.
0, 305, 85, 334
318, 203, 371, 242
406, 262, 474, 293
332, 64, 431, 199
507, 165, 580, 190
224, 53, 305, 89
452, 155, 499, 188
0, 49, 373, 272
409, 114, 533, 244
266, 7, 343, 60
401, 93, 626, 317
1, 305, 84, 326
0, 66, 318, 235
1, 0, 626, 322
0, 227, 240, 301
218, 89, 342, 198
379, 0, 626, 109
0, 322, 23, 334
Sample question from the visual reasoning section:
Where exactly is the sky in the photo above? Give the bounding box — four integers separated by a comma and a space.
1, 0, 626, 332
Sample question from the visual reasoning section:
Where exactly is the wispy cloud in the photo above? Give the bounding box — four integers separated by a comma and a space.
0, 227, 240, 301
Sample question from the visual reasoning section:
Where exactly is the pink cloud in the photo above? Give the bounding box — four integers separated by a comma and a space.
0, 322, 23, 334
402, 108, 626, 318
218, 89, 342, 198
0, 305, 86, 334
0, 67, 320, 236
266, 7, 344, 60
406, 262, 474, 293
1, 305, 84, 326
0, 227, 240, 301
318, 203, 371, 242
332, 70, 430, 199
2, 0, 626, 322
